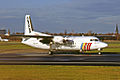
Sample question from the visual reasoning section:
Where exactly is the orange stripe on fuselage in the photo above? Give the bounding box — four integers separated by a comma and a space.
84, 43, 87, 50
82, 43, 87, 50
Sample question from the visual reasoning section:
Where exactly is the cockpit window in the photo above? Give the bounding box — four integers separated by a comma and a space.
90, 39, 99, 41
95, 39, 99, 41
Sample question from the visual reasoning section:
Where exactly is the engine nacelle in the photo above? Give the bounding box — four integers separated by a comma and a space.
52, 36, 64, 44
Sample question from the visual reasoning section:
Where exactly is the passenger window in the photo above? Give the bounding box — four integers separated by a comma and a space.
90, 39, 93, 41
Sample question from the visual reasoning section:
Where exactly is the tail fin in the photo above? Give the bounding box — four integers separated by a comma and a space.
25, 15, 34, 35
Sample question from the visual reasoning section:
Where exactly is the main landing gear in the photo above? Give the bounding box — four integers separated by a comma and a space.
49, 42, 53, 55
48, 50, 53, 55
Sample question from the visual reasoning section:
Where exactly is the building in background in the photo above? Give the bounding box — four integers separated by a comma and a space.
0, 29, 6, 35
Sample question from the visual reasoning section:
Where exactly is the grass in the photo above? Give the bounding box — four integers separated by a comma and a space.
0, 65, 119, 80
0, 41, 120, 80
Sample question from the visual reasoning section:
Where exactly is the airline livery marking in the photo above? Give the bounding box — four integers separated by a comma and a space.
27, 17, 31, 33
81, 43, 92, 51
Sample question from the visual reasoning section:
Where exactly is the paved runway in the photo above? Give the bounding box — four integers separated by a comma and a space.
0, 52, 120, 65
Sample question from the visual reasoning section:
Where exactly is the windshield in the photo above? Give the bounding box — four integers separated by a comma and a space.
90, 39, 99, 41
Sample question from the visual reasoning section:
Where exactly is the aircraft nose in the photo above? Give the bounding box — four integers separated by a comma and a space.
101, 42, 108, 48
103, 43, 108, 47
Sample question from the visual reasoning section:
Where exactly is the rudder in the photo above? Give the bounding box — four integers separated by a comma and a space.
25, 15, 34, 35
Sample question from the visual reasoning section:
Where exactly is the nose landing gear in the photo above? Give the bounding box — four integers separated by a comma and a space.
98, 48, 101, 55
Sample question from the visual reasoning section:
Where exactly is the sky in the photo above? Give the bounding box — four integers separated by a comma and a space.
0, 0, 120, 33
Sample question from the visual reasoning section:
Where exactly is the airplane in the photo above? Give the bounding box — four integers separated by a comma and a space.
10, 15, 108, 55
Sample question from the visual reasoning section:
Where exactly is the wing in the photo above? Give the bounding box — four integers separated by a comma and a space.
10, 34, 54, 38
9, 34, 54, 44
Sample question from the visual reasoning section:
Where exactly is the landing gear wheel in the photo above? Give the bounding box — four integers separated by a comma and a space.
48, 51, 53, 55
98, 52, 101, 55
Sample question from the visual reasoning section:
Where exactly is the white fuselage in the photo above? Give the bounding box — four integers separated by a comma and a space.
22, 36, 108, 51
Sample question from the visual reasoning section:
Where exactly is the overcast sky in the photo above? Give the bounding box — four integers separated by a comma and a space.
0, 0, 120, 33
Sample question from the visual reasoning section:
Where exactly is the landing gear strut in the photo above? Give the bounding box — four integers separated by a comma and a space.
49, 42, 53, 55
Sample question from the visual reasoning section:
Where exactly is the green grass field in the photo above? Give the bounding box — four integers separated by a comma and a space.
0, 65, 119, 80
0, 41, 120, 80
103, 41, 120, 52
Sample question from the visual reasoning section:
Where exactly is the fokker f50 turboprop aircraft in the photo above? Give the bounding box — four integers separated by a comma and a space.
11, 15, 108, 55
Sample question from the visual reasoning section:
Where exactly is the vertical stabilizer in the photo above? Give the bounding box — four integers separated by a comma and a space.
25, 15, 34, 35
